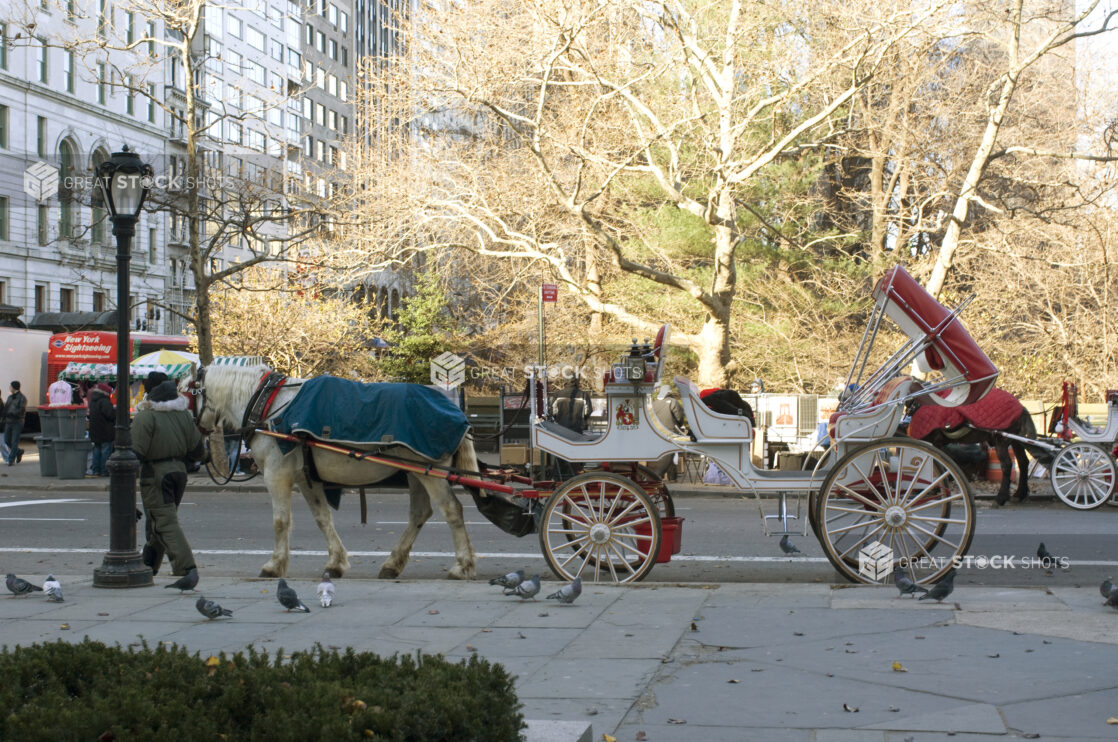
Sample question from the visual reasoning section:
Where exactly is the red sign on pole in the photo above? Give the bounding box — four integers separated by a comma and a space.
541, 283, 558, 303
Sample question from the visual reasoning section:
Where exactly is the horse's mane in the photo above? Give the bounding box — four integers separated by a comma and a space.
203, 363, 274, 429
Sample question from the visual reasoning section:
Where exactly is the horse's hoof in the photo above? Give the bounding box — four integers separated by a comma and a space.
994, 495, 1009, 506
377, 567, 399, 579
259, 568, 280, 578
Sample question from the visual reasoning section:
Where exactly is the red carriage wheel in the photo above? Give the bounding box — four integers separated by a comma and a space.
538, 472, 662, 584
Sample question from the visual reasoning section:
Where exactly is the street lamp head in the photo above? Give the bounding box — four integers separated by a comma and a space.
94, 147, 153, 221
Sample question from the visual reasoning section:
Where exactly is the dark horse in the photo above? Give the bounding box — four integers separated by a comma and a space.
907, 385, 1036, 505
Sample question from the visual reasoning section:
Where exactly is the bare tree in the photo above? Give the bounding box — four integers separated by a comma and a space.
333, 0, 954, 386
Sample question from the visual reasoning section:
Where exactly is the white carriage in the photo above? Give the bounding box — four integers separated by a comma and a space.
527, 266, 999, 586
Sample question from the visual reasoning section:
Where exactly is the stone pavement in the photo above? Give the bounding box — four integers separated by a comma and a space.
2, 575, 1116, 741
4, 442, 1116, 740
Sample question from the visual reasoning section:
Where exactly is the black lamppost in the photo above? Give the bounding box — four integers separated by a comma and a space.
92, 146, 154, 588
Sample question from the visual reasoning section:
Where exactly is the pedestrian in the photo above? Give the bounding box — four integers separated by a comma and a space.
2, 381, 27, 466
47, 373, 74, 406
132, 374, 204, 579
87, 382, 115, 476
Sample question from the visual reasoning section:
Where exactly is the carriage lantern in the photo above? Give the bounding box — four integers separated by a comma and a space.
91, 146, 155, 589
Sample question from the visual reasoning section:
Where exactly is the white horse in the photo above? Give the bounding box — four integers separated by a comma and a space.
194, 362, 480, 580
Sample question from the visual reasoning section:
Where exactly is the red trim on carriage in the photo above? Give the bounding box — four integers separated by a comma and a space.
873, 267, 998, 406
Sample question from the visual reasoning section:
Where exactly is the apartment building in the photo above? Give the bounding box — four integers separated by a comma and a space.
0, 5, 172, 331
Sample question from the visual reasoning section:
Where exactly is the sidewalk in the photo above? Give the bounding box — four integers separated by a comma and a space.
2, 576, 1115, 741
6, 443, 1113, 740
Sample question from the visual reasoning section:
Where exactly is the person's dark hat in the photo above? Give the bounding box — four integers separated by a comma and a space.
95, 382, 113, 395
143, 371, 169, 393
148, 380, 179, 402
9, 381, 19, 391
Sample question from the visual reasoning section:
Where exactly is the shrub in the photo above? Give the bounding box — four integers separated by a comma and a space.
0, 640, 524, 742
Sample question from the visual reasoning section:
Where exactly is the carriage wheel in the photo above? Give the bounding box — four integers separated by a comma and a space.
538, 472, 662, 584
814, 437, 974, 586
1049, 442, 1116, 511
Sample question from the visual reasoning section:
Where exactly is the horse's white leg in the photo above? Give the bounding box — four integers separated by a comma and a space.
296, 478, 350, 578
259, 461, 296, 578
379, 475, 433, 579
422, 477, 476, 580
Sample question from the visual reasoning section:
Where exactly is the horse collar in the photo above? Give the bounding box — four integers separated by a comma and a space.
243, 372, 289, 430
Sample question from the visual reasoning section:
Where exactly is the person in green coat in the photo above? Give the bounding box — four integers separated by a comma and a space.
132, 377, 205, 578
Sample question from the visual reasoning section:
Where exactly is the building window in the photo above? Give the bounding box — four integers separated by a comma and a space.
92, 291, 106, 312
247, 26, 265, 51
38, 205, 49, 245
226, 14, 242, 38
316, 30, 324, 53
35, 285, 46, 314
0, 196, 8, 240
98, 63, 107, 104
59, 288, 74, 313
59, 200, 74, 239
147, 84, 157, 122
0, 105, 6, 148
149, 228, 157, 263
148, 21, 156, 56
36, 117, 46, 157
64, 52, 75, 92
37, 38, 48, 83
0, 281, 5, 304
126, 11, 135, 43
97, 0, 107, 38
270, 38, 283, 61
247, 61, 265, 85
0, 23, 6, 69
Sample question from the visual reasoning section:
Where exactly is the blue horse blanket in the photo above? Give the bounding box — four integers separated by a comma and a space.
270, 376, 469, 461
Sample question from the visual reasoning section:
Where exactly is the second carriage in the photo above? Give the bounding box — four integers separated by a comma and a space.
522, 266, 999, 587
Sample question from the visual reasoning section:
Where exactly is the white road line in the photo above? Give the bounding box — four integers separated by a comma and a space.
0, 498, 89, 508
0, 518, 83, 525
1, 546, 1117, 567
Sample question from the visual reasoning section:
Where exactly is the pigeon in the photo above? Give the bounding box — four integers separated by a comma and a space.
1037, 542, 1068, 570
779, 535, 802, 555
546, 577, 582, 605
1106, 587, 1118, 609
43, 574, 64, 602
195, 596, 233, 620
165, 568, 199, 593
918, 568, 957, 602
509, 574, 541, 600
6, 573, 43, 597
490, 569, 525, 590
892, 565, 927, 598
1100, 577, 1114, 600
316, 573, 335, 607
277, 579, 310, 612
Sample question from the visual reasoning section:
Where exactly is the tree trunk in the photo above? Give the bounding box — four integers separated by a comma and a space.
694, 313, 731, 388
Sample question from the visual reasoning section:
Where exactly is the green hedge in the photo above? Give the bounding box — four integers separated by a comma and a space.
0, 640, 525, 742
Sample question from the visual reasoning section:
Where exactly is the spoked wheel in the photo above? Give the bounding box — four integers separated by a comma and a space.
538, 472, 662, 584
1049, 442, 1117, 511
813, 437, 974, 586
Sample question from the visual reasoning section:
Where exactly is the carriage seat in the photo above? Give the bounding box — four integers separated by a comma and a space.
537, 419, 602, 443
673, 376, 752, 443
828, 376, 913, 443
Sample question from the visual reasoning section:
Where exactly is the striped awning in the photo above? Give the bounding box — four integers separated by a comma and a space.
60, 361, 196, 382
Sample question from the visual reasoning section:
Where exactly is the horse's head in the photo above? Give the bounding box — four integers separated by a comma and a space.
194, 362, 273, 434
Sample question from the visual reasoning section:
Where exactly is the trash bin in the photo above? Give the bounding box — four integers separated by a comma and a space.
53, 405, 88, 439
38, 408, 61, 439
54, 439, 92, 480
35, 436, 57, 477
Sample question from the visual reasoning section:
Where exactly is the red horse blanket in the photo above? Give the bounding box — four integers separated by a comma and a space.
908, 388, 1022, 440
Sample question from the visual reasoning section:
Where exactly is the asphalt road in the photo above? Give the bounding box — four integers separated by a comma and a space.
1, 483, 1115, 590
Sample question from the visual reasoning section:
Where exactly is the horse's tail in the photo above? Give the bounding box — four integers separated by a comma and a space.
1019, 405, 1037, 438
454, 435, 482, 498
